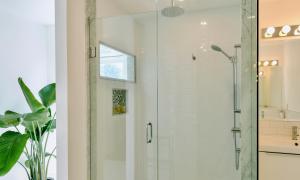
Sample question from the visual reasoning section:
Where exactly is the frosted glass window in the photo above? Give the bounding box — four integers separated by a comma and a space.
100, 43, 135, 82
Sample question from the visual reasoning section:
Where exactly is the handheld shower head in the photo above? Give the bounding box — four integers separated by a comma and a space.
211, 44, 233, 61
211, 45, 222, 52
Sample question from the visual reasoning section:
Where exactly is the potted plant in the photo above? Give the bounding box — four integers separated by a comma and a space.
0, 78, 56, 180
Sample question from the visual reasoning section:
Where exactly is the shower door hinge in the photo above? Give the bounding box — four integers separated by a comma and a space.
89, 46, 97, 58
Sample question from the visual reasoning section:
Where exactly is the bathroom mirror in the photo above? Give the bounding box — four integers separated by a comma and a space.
259, 39, 300, 120
259, 41, 283, 110
100, 43, 136, 82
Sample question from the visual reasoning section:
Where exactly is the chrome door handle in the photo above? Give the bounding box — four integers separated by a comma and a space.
146, 122, 153, 144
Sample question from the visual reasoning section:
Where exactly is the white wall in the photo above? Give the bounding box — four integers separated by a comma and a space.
0, 9, 56, 180
96, 0, 126, 18
55, 0, 69, 178
259, 0, 300, 28
66, 0, 89, 179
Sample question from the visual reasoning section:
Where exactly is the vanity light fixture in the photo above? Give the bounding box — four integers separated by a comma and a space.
259, 60, 279, 67
263, 25, 300, 39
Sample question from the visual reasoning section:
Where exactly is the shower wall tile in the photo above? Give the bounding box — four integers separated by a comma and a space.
157, 7, 242, 180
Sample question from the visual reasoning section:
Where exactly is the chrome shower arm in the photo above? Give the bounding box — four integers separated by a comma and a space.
221, 51, 233, 60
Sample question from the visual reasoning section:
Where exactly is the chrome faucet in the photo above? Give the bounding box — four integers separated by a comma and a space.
292, 126, 299, 140
279, 110, 286, 119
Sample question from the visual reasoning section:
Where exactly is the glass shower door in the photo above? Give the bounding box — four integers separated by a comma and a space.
89, 1, 257, 180
89, 12, 158, 180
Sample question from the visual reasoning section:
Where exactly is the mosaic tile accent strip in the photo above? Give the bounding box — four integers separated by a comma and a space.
112, 89, 127, 115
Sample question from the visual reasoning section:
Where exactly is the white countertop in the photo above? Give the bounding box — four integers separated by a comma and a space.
259, 135, 300, 155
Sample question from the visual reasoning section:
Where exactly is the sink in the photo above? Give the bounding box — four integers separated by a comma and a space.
259, 135, 300, 154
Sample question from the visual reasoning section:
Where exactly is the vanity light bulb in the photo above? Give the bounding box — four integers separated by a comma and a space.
259, 71, 264, 77
266, 26, 275, 35
263, 61, 269, 66
282, 25, 291, 33
265, 26, 275, 38
294, 25, 300, 35
258, 61, 262, 66
279, 25, 291, 36
271, 60, 278, 66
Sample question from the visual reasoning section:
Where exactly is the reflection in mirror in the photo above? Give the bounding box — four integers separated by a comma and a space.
100, 43, 136, 82
259, 40, 300, 121
259, 42, 284, 120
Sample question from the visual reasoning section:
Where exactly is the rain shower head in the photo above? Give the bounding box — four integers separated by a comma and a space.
211, 44, 233, 61
161, 0, 184, 17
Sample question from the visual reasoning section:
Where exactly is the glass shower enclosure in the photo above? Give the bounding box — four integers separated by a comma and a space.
88, 0, 257, 180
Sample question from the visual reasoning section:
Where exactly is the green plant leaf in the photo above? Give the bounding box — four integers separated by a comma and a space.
27, 119, 55, 141
18, 78, 44, 112
22, 110, 50, 132
38, 83, 56, 107
24, 160, 31, 168
46, 119, 56, 130
0, 112, 21, 128
41, 119, 56, 134
0, 131, 29, 176
4, 111, 19, 115
45, 152, 56, 158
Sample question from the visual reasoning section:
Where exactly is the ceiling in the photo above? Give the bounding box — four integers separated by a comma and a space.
0, 0, 54, 25
0, 0, 239, 24
112, 0, 240, 14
